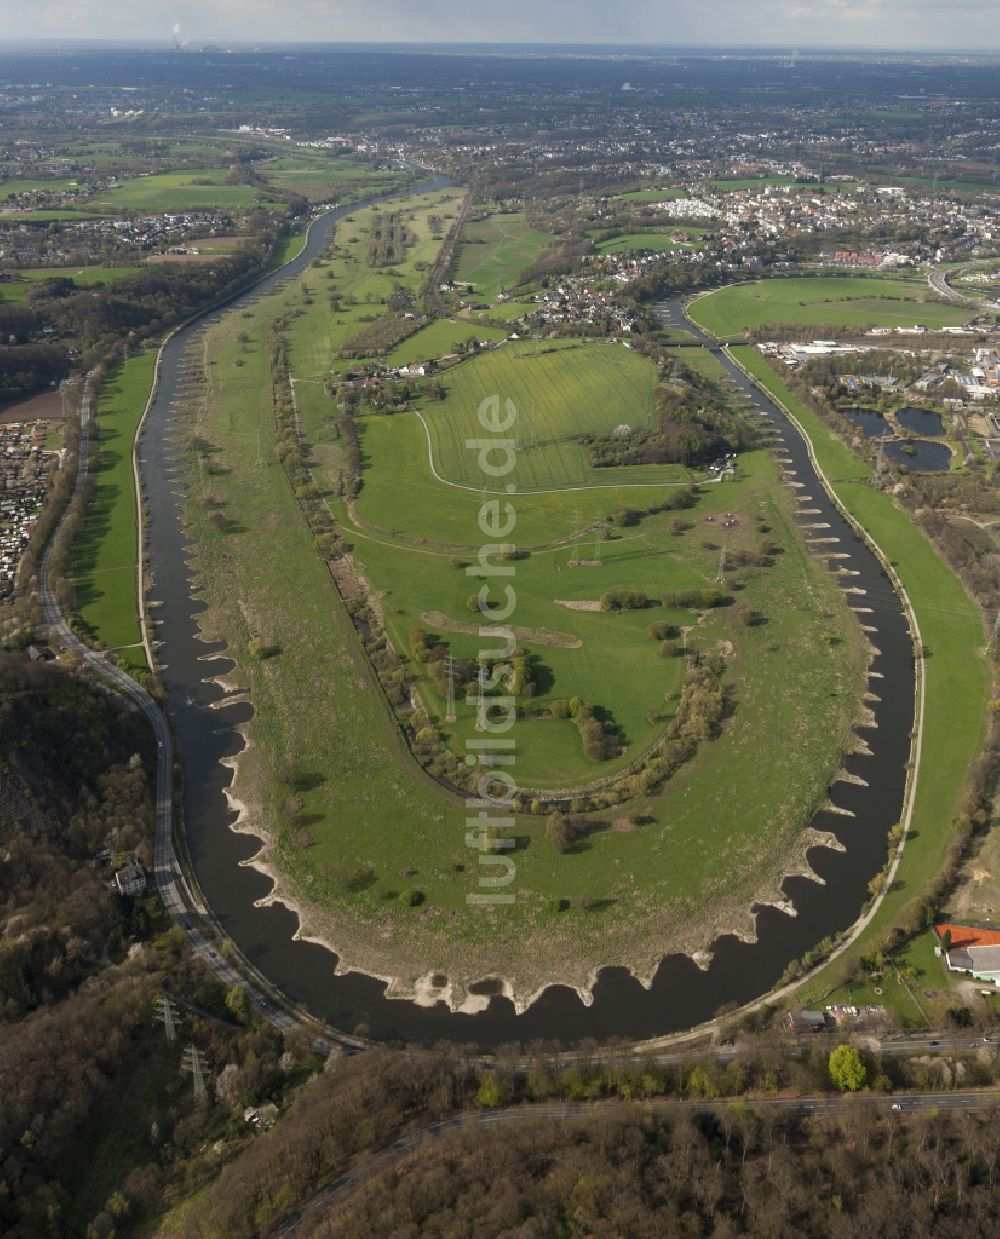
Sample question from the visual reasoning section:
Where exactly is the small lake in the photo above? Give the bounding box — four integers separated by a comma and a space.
884, 440, 952, 472
841, 407, 889, 438
896, 407, 946, 437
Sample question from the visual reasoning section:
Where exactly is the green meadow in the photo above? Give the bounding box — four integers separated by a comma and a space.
594, 232, 697, 255
617, 187, 686, 203
0, 265, 145, 302
387, 319, 510, 366
416, 340, 667, 491
259, 152, 407, 202
91, 168, 274, 212
689, 277, 974, 337
453, 212, 552, 300
71, 354, 155, 669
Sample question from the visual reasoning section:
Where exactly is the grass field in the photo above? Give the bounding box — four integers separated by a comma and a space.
594, 232, 697, 255
689, 277, 974, 337
732, 348, 992, 1009
284, 188, 467, 382
71, 355, 154, 669
259, 152, 407, 202
709, 175, 797, 190
0, 176, 82, 197
388, 319, 510, 366
418, 340, 663, 491
269, 231, 308, 269
0, 264, 145, 302
91, 168, 274, 212
617, 187, 685, 203
453, 212, 552, 300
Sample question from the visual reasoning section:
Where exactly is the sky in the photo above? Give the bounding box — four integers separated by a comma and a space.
4, 0, 1000, 50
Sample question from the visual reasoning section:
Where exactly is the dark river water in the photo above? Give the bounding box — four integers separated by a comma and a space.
137, 213, 916, 1047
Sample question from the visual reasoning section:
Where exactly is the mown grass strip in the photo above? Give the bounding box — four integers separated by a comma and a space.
71, 354, 155, 667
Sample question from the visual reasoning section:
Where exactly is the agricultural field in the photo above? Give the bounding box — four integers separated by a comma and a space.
709, 175, 797, 190
688, 276, 975, 337
593, 231, 698, 255
452, 211, 552, 301
0, 265, 145, 301
387, 319, 509, 366
0, 176, 83, 197
617, 187, 685, 203
90, 168, 277, 213
71, 354, 154, 670
414, 339, 667, 491
258, 152, 408, 202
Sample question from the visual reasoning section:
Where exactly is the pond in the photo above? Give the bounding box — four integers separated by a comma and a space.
840, 407, 889, 438
896, 406, 945, 437
884, 439, 952, 472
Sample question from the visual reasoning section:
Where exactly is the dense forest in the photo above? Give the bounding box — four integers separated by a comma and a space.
0, 655, 302, 1238
178, 1041, 1000, 1238
307, 1103, 1000, 1238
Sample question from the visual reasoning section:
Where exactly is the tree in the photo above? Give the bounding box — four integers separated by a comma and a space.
475, 1070, 507, 1108
546, 813, 572, 854
225, 985, 249, 1020
828, 1044, 867, 1093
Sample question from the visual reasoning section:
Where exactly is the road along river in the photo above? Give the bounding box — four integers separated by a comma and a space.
138, 219, 917, 1045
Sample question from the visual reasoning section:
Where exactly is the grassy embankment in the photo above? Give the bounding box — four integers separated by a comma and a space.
731, 348, 991, 1013
71, 354, 155, 671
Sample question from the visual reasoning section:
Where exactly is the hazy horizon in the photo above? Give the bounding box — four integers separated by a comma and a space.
4, 1, 1000, 53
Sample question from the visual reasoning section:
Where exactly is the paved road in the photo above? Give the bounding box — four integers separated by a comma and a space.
928, 264, 1000, 310
39, 373, 345, 1049
273, 1089, 1000, 1235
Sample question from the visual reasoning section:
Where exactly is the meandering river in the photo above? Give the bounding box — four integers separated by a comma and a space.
138, 200, 916, 1046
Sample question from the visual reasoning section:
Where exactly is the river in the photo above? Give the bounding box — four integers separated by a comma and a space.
138, 211, 916, 1047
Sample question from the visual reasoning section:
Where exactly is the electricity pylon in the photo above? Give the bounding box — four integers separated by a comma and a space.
181, 1045, 209, 1103
154, 995, 179, 1043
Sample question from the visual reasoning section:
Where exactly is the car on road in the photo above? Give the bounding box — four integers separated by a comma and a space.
890, 1103, 902, 1111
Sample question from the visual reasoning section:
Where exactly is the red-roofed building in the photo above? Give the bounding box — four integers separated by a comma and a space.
935, 923, 1000, 986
